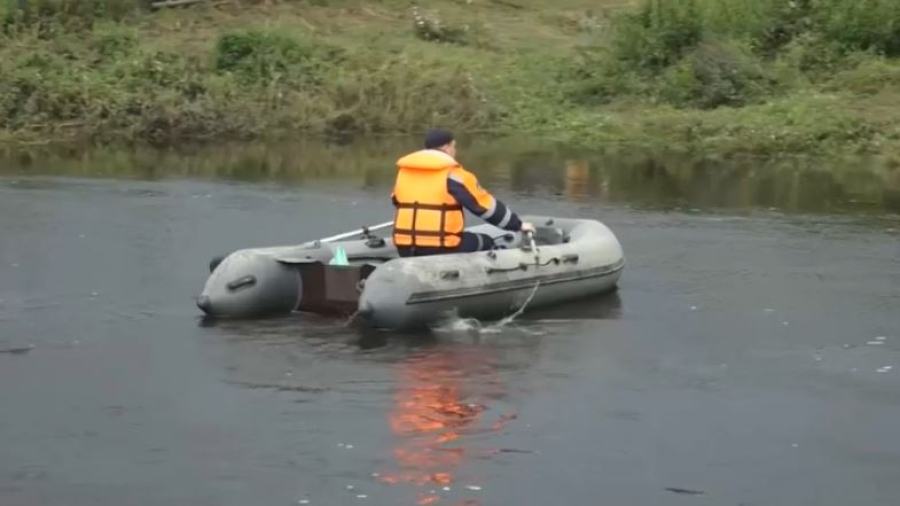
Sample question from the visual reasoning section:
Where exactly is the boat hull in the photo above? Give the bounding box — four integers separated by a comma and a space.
357, 217, 624, 330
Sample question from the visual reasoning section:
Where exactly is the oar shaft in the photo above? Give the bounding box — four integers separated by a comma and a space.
317, 221, 394, 244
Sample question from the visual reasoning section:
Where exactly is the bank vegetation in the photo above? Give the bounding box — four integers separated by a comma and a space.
2, 0, 899, 160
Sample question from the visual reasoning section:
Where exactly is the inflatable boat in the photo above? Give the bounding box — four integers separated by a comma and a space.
195, 216, 625, 330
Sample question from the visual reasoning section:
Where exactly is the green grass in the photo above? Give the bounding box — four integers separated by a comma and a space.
1, 0, 900, 161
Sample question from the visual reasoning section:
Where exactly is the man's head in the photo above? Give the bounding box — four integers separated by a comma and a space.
424, 129, 456, 158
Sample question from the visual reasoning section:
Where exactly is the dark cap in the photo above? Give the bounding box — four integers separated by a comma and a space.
424, 129, 454, 149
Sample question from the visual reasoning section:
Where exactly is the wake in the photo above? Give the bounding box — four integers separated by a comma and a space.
430, 281, 542, 336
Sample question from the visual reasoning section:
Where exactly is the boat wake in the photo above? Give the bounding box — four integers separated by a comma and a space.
430, 281, 542, 336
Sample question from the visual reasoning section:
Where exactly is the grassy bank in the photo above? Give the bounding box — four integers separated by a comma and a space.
2, 0, 900, 160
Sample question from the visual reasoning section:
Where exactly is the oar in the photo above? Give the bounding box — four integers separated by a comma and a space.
207, 221, 394, 272
310, 220, 394, 245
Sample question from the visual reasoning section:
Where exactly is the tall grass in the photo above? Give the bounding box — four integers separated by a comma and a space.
3, 0, 145, 32
0, 21, 497, 144
699, 0, 900, 56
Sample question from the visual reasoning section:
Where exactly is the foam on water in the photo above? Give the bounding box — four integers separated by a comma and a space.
430, 281, 542, 336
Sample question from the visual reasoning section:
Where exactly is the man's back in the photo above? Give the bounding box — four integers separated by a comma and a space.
391, 129, 533, 257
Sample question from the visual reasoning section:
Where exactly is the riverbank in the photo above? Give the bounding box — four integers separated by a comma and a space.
2, 0, 900, 161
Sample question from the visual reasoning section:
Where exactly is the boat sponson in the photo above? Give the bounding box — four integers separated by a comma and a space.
358, 216, 625, 330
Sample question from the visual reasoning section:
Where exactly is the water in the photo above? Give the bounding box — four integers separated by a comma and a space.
1, 138, 899, 506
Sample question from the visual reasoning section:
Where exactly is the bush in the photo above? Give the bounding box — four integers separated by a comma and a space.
825, 56, 900, 95
91, 21, 138, 58
815, 0, 900, 57
411, 6, 472, 46
700, 0, 900, 58
749, 0, 815, 56
568, 0, 900, 110
565, 48, 648, 105
215, 29, 343, 85
570, 35, 773, 110
0, 50, 106, 130
610, 0, 704, 71
3, 0, 143, 33
325, 58, 497, 134
658, 40, 772, 109
774, 31, 846, 77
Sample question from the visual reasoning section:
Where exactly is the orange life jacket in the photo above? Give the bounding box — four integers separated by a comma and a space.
391, 150, 465, 248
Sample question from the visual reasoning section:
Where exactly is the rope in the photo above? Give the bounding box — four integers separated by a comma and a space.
494, 279, 541, 328
486, 257, 562, 274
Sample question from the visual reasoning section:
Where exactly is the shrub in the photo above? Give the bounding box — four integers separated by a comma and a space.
825, 55, 900, 95
91, 21, 138, 58
565, 48, 648, 105
700, 0, 900, 58
775, 31, 845, 76
610, 0, 704, 71
411, 6, 471, 46
658, 40, 772, 109
215, 29, 343, 86
568, 0, 900, 109
325, 58, 497, 134
750, 0, 816, 57
815, 0, 900, 57
3, 0, 143, 33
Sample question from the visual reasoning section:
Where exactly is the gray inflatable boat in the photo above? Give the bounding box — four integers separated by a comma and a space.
196, 216, 625, 330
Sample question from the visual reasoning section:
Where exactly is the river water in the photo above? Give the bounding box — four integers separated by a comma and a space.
1, 138, 899, 506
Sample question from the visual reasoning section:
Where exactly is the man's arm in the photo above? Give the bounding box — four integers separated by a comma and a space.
447, 168, 523, 232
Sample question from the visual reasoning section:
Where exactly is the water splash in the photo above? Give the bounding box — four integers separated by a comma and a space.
491, 281, 540, 329
438, 315, 485, 333
343, 309, 363, 327
430, 281, 541, 335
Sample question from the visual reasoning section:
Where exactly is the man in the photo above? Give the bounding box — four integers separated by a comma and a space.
391, 129, 534, 257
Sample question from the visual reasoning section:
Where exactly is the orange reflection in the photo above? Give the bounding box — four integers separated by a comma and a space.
564, 159, 591, 202
378, 348, 507, 496
418, 493, 440, 505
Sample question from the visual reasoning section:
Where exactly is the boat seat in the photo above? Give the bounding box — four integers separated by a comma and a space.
534, 226, 568, 245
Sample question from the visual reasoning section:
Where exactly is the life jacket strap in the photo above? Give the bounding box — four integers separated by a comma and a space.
393, 201, 463, 249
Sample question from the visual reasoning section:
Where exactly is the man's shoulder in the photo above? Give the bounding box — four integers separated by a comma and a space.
447, 166, 487, 192
448, 164, 475, 177
447, 165, 473, 182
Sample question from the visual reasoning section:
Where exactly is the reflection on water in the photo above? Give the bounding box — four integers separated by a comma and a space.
2, 137, 899, 215
509, 153, 900, 214
383, 351, 480, 488
378, 346, 516, 504
564, 160, 591, 203
197, 313, 543, 505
